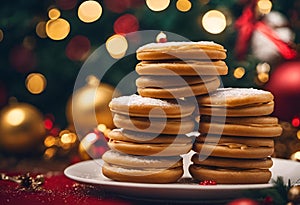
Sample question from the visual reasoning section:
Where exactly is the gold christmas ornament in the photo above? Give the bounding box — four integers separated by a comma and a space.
0, 101, 45, 153
66, 76, 119, 135
288, 185, 300, 204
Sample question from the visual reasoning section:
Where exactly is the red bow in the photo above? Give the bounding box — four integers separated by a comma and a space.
235, 2, 297, 60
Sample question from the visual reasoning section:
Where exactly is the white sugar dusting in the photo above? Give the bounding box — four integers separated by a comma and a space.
104, 150, 171, 164
111, 94, 175, 107
137, 41, 221, 51
210, 88, 271, 98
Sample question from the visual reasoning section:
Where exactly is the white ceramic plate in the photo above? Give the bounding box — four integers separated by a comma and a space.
64, 157, 300, 202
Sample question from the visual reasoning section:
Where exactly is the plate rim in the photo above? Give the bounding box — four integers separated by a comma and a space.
64, 159, 275, 190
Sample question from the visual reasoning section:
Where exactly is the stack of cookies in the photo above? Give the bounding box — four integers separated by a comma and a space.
102, 94, 196, 183
102, 41, 229, 183
135, 41, 228, 99
190, 88, 283, 184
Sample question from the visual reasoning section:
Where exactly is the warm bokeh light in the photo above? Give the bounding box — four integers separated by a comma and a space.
291, 151, 300, 161
26, 73, 47, 94
202, 10, 226, 34
233, 67, 245, 79
6, 108, 25, 126
156, 31, 167, 43
257, 0, 272, 14
46, 18, 70, 40
256, 62, 270, 73
176, 0, 192, 12
23, 36, 35, 50
113, 14, 139, 34
36, 21, 47, 39
61, 133, 76, 144
297, 130, 300, 140
257, 72, 269, 83
44, 147, 57, 159
0, 29, 3, 42
146, 0, 170, 12
44, 135, 56, 147
48, 8, 61, 20
106, 34, 128, 59
97, 124, 107, 132
78, 0, 102, 23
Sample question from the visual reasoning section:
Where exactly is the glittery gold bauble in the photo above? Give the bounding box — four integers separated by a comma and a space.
66, 76, 119, 135
0, 102, 46, 153
288, 185, 300, 204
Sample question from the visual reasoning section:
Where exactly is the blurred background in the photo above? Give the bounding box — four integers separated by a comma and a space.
0, 0, 300, 170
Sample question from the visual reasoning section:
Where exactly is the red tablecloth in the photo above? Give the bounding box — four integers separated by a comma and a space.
0, 173, 133, 205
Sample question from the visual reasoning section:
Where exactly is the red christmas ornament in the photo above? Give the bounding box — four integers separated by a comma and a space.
113, 14, 139, 34
66, 35, 91, 61
265, 61, 300, 122
226, 198, 259, 205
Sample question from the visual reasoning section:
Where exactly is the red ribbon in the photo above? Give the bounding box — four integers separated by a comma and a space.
235, 2, 297, 60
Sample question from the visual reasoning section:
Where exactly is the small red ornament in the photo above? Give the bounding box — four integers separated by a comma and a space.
265, 61, 300, 122
226, 198, 259, 205
199, 180, 217, 185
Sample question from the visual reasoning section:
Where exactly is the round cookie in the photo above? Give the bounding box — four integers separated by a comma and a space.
137, 77, 220, 99
197, 88, 274, 107
199, 101, 274, 117
136, 60, 228, 76
102, 150, 183, 183
113, 114, 195, 134
191, 154, 273, 169
199, 116, 283, 137
136, 41, 227, 60
109, 94, 195, 118
189, 165, 271, 184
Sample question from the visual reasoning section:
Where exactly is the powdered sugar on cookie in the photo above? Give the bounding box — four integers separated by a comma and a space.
137, 41, 224, 51
111, 94, 176, 107
210, 88, 272, 98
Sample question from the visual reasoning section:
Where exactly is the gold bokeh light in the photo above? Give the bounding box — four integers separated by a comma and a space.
202, 10, 227, 34
26, 73, 47, 94
233, 67, 245, 79
258, 72, 269, 83
106, 34, 128, 59
176, 0, 192, 12
257, 0, 272, 14
78, 0, 103, 23
36, 22, 47, 39
6, 108, 25, 126
146, 0, 170, 12
46, 18, 70, 40
48, 8, 61, 20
